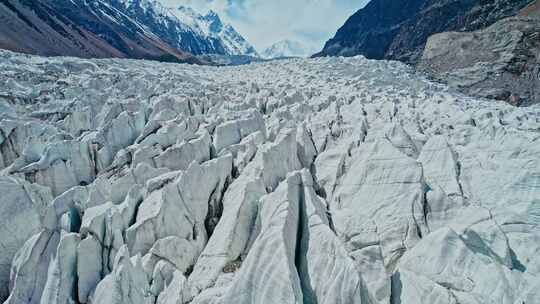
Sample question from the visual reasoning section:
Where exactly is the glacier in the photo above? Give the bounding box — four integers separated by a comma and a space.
0, 49, 539, 304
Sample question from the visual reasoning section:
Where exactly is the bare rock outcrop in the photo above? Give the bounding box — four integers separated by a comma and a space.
418, 14, 540, 106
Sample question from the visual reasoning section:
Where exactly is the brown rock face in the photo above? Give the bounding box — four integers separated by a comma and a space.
520, 0, 540, 17
418, 15, 540, 106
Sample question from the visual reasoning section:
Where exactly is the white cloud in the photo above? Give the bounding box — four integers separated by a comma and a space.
159, 0, 368, 53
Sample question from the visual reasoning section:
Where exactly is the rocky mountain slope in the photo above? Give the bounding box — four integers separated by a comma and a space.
261, 40, 315, 59
0, 50, 539, 304
418, 3, 540, 106
316, 0, 534, 64
0, 0, 199, 63
0, 0, 257, 63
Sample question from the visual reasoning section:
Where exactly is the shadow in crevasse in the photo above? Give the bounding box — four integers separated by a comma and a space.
390, 271, 402, 304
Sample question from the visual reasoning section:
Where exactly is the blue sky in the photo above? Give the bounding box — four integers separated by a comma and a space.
160, 0, 369, 52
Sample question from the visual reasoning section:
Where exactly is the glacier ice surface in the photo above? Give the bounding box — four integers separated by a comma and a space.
0, 50, 539, 304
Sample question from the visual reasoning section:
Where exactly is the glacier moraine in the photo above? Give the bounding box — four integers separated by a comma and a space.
0, 50, 539, 304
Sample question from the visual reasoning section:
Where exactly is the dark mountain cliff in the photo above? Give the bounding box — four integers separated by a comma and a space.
316, 0, 534, 64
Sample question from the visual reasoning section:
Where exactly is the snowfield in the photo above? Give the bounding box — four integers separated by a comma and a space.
0, 49, 539, 304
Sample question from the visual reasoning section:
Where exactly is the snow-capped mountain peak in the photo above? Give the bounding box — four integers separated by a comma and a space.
261, 40, 315, 59
170, 4, 258, 57
114, 0, 257, 57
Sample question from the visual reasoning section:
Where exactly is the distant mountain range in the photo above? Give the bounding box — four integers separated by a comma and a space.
0, 0, 257, 63
261, 40, 315, 59
315, 0, 534, 64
